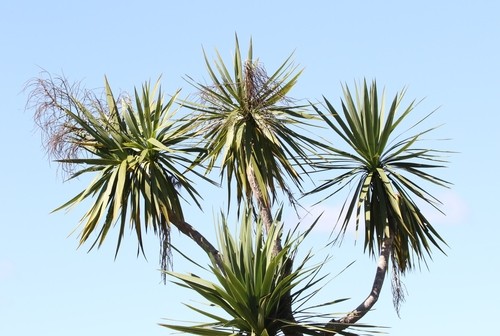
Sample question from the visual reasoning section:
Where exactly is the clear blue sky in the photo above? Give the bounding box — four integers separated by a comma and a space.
1, 1, 498, 335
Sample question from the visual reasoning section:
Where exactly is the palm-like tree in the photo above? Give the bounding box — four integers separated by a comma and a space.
28, 74, 222, 277
184, 36, 323, 254
28, 40, 451, 336
308, 80, 450, 329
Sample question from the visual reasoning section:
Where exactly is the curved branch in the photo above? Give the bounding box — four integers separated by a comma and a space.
171, 219, 224, 271
324, 236, 393, 334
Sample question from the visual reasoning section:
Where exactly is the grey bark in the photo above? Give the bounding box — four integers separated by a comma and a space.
323, 236, 393, 335
171, 219, 224, 271
246, 164, 282, 255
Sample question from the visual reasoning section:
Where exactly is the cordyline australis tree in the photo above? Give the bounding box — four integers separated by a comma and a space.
27, 36, 450, 336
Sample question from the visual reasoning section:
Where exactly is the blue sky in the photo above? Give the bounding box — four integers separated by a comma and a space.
1, 1, 498, 335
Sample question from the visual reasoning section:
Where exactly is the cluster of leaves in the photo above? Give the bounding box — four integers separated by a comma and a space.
162, 210, 376, 336
184, 37, 323, 211
309, 82, 449, 273
28, 75, 211, 272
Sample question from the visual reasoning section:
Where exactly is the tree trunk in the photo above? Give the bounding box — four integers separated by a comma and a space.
246, 164, 282, 255
324, 236, 393, 334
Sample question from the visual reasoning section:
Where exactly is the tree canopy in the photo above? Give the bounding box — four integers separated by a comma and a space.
28, 36, 451, 336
